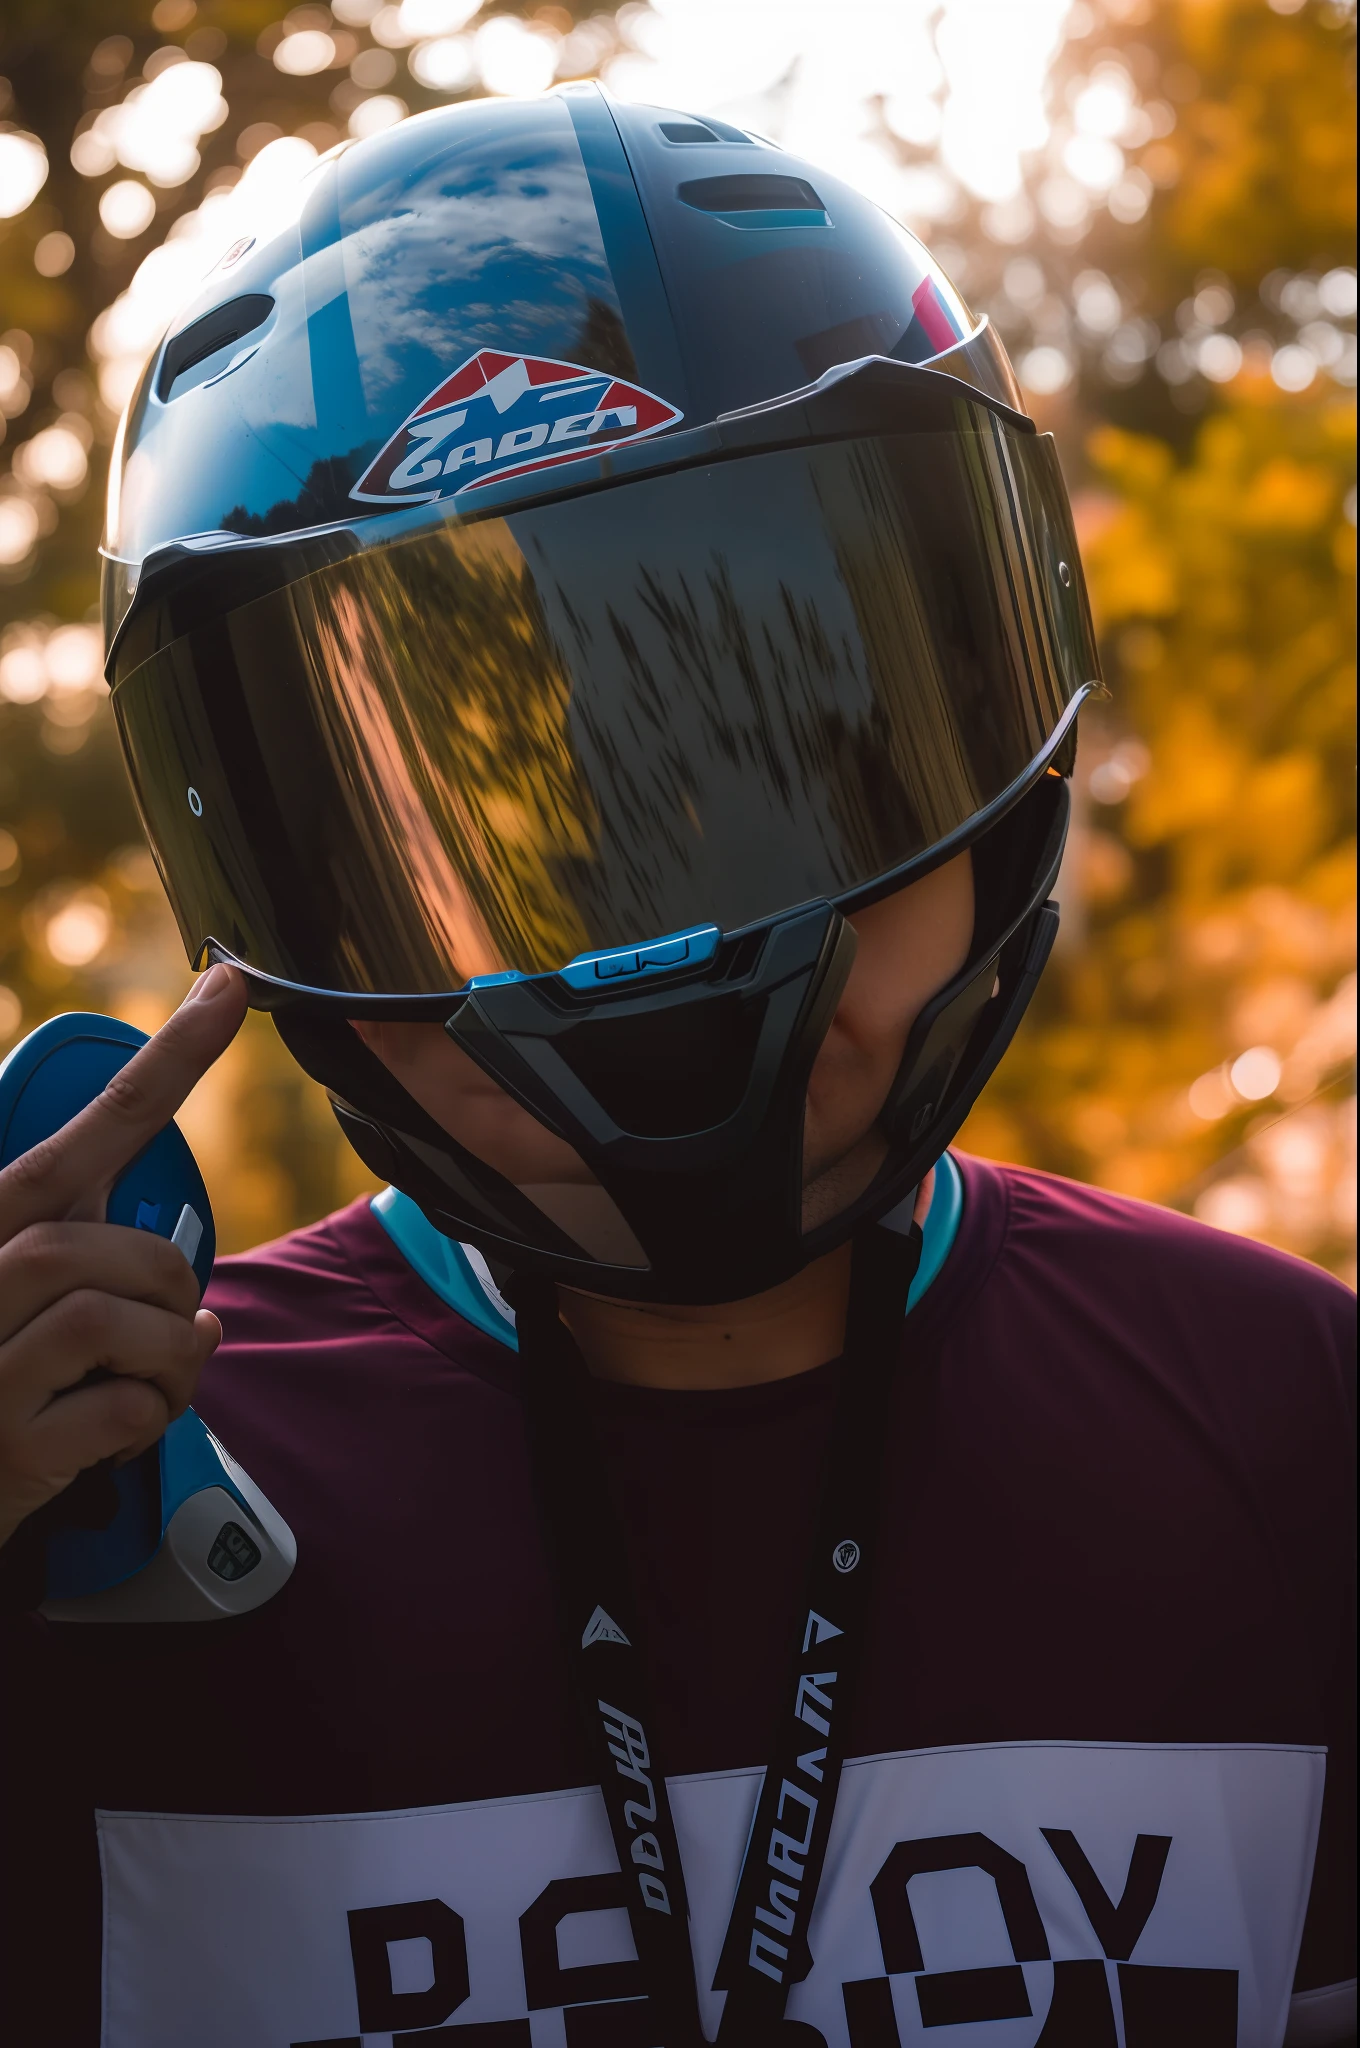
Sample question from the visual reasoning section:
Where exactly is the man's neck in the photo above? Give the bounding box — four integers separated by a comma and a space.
557, 1168, 935, 1390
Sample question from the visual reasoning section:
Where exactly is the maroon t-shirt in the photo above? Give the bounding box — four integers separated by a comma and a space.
3, 1154, 1354, 2047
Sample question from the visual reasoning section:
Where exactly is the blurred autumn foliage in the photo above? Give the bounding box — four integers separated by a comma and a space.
957, 0, 1357, 1279
1149, 0, 1354, 280
0, 0, 1355, 1274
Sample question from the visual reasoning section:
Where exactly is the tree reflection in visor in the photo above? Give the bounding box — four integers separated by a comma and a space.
111, 414, 1097, 1000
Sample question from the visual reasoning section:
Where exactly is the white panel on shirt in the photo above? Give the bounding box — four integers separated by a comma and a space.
97, 1740, 1326, 2048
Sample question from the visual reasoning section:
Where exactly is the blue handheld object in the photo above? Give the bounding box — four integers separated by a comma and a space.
0, 1012, 295, 1622
0, 1011, 216, 1286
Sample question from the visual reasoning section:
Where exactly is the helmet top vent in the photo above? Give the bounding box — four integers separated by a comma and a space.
157, 295, 275, 403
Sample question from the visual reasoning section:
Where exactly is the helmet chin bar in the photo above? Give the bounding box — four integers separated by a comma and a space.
438, 902, 857, 1301
277, 903, 858, 1305
275, 780, 1069, 1306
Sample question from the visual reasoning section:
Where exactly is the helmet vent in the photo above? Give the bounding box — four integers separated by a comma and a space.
157, 295, 275, 402
659, 117, 754, 145
679, 174, 822, 214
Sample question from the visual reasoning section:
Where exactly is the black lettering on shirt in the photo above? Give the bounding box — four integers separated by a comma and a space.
562, 2000, 657, 2047
852, 1834, 1049, 2039
519, 1874, 645, 2011
1040, 1827, 1171, 1958
1118, 1963, 1238, 2045
916, 1966, 1031, 2023
345, 1898, 468, 2032
869, 1832, 1051, 1971
1032, 1959, 1118, 2045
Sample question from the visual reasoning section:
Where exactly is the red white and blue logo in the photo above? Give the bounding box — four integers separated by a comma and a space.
351, 349, 683, 506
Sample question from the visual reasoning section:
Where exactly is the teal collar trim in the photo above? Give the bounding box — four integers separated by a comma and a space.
371, 1150, 964, 1353
371, 1184, 517, 1347
912, 1147, 962, 1306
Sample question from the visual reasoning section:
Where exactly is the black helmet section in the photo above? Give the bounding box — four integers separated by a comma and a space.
102, 83, 1007, 623
110, 386, 1096, 998
269, 775, 1068, 1305
877, 771, 1067, 1157
585, 89, 1000, 421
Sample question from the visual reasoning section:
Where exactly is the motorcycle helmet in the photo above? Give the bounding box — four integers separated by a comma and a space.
103, 83, 1100, 1304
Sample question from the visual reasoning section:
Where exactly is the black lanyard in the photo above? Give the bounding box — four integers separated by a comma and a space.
513, 1217, 922, 2046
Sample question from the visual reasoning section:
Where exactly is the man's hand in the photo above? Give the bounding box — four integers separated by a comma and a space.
0, 965, 248, 1548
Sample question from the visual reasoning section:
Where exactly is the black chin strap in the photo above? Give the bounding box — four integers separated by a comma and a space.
513, 1218, 923, 2046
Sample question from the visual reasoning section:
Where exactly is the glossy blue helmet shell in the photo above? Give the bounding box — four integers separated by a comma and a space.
104, 83, 1020, 609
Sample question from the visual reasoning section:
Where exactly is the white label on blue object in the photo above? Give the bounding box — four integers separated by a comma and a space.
170, 1204, 202, 1266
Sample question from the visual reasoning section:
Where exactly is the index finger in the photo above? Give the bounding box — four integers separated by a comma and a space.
0, 964, 249, 1246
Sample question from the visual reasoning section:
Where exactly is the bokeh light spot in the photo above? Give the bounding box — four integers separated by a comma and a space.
1019, 345, 1072, 396
14, 422, 90, 493
0, 500, 41, 569
348, 94, 409, 137
34, 231, 76, 277
1230, 1046, 1283, 1102
0, 133, 49, 220
410, 36, 475, 89
475, 15, 559, 95
274, 30, 338, 75
45, 893, 113, 968
100, 180, 157, 239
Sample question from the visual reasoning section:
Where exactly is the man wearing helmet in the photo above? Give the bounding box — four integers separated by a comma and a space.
1, 85, 1353, 2048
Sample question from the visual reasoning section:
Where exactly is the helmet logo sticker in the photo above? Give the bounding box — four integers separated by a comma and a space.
351, 349, 684, 507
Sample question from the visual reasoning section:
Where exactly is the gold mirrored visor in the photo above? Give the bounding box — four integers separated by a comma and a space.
112, 418, 1097, 998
